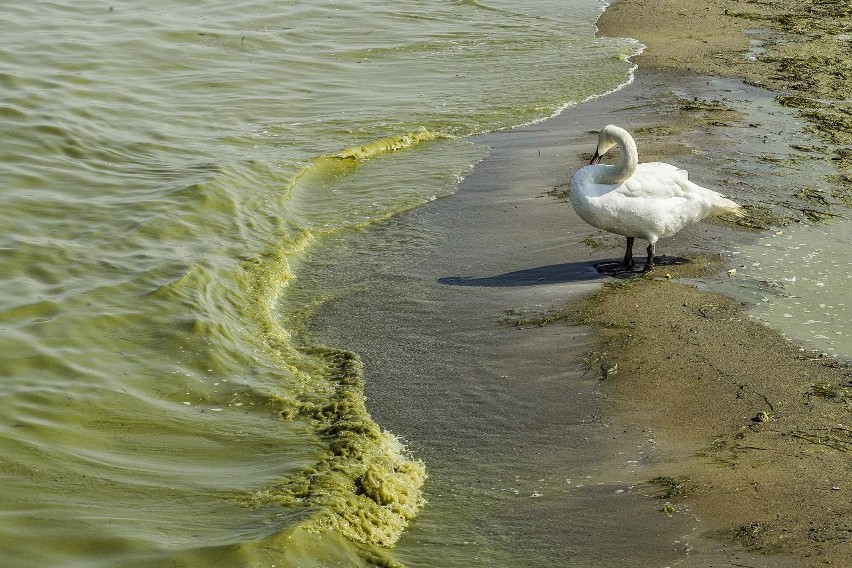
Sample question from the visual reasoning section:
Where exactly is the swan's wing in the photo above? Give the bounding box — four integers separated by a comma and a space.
621, 163, 690, 199
570, 161, 741, 240
623, 162, 727, 200
621, 162, 741, 221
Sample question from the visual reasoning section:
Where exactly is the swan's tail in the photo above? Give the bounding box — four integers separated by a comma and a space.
716, 196, 745, 218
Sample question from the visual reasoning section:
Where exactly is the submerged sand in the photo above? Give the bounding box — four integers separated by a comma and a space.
308, 0, 852, 566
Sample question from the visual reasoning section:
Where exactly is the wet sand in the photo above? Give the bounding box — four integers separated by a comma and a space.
308, 0, 852, 566
592, 1, 852, 565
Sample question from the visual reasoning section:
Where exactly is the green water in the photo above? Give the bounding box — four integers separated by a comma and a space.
0, 1, 638, 565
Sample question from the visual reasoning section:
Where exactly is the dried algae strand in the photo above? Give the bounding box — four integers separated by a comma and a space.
790, 428, 852, 453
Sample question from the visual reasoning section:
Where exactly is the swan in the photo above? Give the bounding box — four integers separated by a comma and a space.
569, 124, 743, 272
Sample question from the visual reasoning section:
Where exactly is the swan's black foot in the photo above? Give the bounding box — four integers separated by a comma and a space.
647, 255, 690, 270
594, 236, 643, 276
642, 243, 656, 273
593, 260, 642, 277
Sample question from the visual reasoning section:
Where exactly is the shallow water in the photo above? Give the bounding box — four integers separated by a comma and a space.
731, 219, 852, 360
660, 75, 852, 364
0, 1, 639, 565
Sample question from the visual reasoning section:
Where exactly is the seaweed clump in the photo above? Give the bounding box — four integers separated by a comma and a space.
649, 475, 692, 499
253, 348, 427, 549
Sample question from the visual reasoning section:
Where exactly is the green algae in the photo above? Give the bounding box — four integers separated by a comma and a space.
735, 206, 781, 229
793, 187, 831, 207
580, 235, 606, 250
799, 206, 839, 223
809, 382, 852, 401
734, 521, 783, 553
235, 228, 427, 551
501, 307, 572, 328
649, 476, 692, 499
251, 348, 427, 549
546, 183, 572, 201
635, 95, 742, 140
721, 1, 852, 226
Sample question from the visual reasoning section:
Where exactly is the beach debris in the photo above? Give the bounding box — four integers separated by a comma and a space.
649, 476, 691, 499
735, 521, 767, 546
752, 410, 772, 423
727, 268, 737, 277
791, 428, 852, 453
661, 503, 676, 516
600, 362, 618, 380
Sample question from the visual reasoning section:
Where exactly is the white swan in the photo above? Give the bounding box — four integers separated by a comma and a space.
570, 124, 743, 272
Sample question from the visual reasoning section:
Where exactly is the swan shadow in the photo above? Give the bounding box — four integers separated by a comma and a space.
594, 255, 690, 278
438, 262, 604, 288
439, 256, 692, 287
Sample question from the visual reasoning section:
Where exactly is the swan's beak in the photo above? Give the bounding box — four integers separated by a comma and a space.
590, 151, 602, 165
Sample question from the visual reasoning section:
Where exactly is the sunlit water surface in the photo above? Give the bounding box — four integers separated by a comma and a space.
0, 1, 640, 566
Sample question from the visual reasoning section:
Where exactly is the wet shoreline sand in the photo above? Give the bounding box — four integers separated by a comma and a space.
307, 0, 852, 565
587, 0, 852, 564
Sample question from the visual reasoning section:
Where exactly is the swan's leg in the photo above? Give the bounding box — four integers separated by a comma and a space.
642, 242, 656, 272
623, 237, 635, 270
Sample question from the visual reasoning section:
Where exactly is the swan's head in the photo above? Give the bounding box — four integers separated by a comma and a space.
590, 124, 631, 165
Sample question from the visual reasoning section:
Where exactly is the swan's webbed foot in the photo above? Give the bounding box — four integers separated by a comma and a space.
594, 261, 634, 274
594, 237, 640, 276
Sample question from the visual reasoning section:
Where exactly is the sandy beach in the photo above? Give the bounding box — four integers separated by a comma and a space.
308, 0, 852, 566
591, 1, 852, 564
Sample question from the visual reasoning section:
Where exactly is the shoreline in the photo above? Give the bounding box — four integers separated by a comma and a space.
306, 0, 852, 565
585, 0, 852, 563
306, 73, 819, 567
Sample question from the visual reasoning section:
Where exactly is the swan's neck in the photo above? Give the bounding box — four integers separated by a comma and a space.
598, 136, 638, 185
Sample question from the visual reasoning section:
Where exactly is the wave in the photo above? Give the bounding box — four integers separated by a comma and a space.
279, 128, 446, 206
248, 348, 426, 549
331, 128, 446, 161
230, 133, 437, 554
